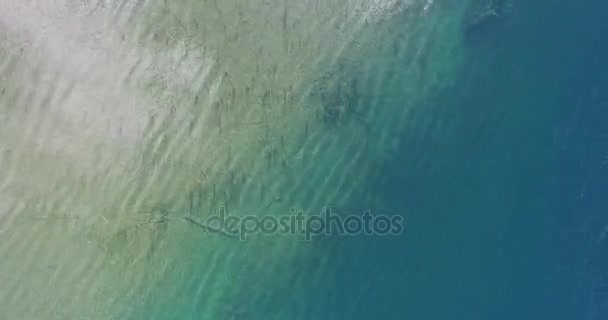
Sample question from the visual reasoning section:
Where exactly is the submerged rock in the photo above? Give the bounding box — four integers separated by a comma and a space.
464, 0, 513, 43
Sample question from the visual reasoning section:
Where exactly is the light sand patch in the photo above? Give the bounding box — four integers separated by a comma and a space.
0, 1, 468, 319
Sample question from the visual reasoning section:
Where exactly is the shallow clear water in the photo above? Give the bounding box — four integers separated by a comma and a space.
0, 0, 607, 319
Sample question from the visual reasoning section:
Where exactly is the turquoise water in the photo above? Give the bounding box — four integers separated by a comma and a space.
1, 0, 607, 319
309, 1, 608, 319
292, 1, 608, 319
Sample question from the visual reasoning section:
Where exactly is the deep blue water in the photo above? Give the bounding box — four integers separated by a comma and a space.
297, 1, 608, 319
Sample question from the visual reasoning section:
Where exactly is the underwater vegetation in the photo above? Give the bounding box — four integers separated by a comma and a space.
98, 206, 170, 265
315, 66, 363, 127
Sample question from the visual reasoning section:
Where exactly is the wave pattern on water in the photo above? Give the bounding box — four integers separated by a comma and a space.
0, 0, 472, 319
